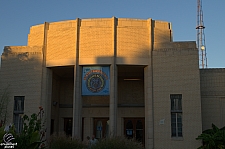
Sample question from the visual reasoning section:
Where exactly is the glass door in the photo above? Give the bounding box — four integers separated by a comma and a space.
124, 118, 145, 144
64, 118, 72, 136
94, 118, 109, 139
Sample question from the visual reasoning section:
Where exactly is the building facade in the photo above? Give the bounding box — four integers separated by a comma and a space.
0, 17, 225, 149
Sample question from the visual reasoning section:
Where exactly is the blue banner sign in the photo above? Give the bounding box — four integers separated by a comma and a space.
82, 66, 110, 95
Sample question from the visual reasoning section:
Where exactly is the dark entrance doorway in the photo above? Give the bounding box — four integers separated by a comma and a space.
94, 118, 109, 139
124, 118, 145, 144
64, 118, 72, 136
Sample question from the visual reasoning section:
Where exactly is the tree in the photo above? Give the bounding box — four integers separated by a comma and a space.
196, 123, 225, 149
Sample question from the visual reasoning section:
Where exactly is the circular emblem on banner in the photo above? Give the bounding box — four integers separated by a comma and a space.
86, 73, 106, 93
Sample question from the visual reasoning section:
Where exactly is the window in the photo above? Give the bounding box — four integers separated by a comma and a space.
171, 94, 182, 137
13, 96, 24, 133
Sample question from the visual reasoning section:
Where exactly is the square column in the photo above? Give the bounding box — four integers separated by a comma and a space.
72, 65, 82, 138
72, 18, 82, 139
41, 22, 52, 139
109, 17, 118, 137
109, 64, 117, 136
144, 66, 154, 149
41, 67, 52, 139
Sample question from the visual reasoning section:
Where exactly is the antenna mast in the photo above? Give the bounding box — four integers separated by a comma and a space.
196, 0, 207, 68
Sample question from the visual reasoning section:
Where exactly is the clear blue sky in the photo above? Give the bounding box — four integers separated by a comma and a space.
0, 0, 224, 68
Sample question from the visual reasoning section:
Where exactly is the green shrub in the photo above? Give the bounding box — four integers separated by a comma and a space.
90, 136, 144, 149
196, 123, 225, 149
15, 107, 46, 149
0, 111, 45, 149
48, 133, 86, 149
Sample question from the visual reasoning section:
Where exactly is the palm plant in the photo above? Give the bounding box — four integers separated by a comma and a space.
196, 123, 225, 149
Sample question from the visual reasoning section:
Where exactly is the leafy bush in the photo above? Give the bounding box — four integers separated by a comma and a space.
15, 107, 46, 149
196, 123, 225, 149
0, 108, 45, 149
90, 136, 144, 149
47, 133, 86, 149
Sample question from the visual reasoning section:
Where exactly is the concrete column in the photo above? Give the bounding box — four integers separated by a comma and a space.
41, 68, 52, 138
109, 64, 117, 136
144, 18, 154, 149
72, 65, 82, 138
109, 17, 117, 137
44, 68, 52, 139
144, 66, 154, 149
40, 22, 52, 139
72, 18, 82, 139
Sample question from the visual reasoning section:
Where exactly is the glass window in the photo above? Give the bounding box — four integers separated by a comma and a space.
14, 96, 24, 112
136, 120, 143, 142
13, 96, 25, 133
126, 120, 133, 139
170, 94, 182, 137
13, 114, 23, 133
171, 94, 182, 111
96, 121, 103, 139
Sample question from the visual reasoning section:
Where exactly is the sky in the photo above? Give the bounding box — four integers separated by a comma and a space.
0, 0, 224, 68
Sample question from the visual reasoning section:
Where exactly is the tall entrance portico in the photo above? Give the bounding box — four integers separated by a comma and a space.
50, 65, 148, 144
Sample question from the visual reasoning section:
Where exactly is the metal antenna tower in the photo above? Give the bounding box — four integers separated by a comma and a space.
196, 0, 207, 68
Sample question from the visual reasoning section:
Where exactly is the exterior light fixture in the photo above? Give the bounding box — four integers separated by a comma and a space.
123, 79, 141, 81
201, 45, 205, 50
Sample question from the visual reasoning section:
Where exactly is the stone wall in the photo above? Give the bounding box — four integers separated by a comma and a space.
200, 69, 225, 130
0, 46, 43, 122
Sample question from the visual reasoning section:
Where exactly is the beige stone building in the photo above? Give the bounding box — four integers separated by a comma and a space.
0, 17, 225, 149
